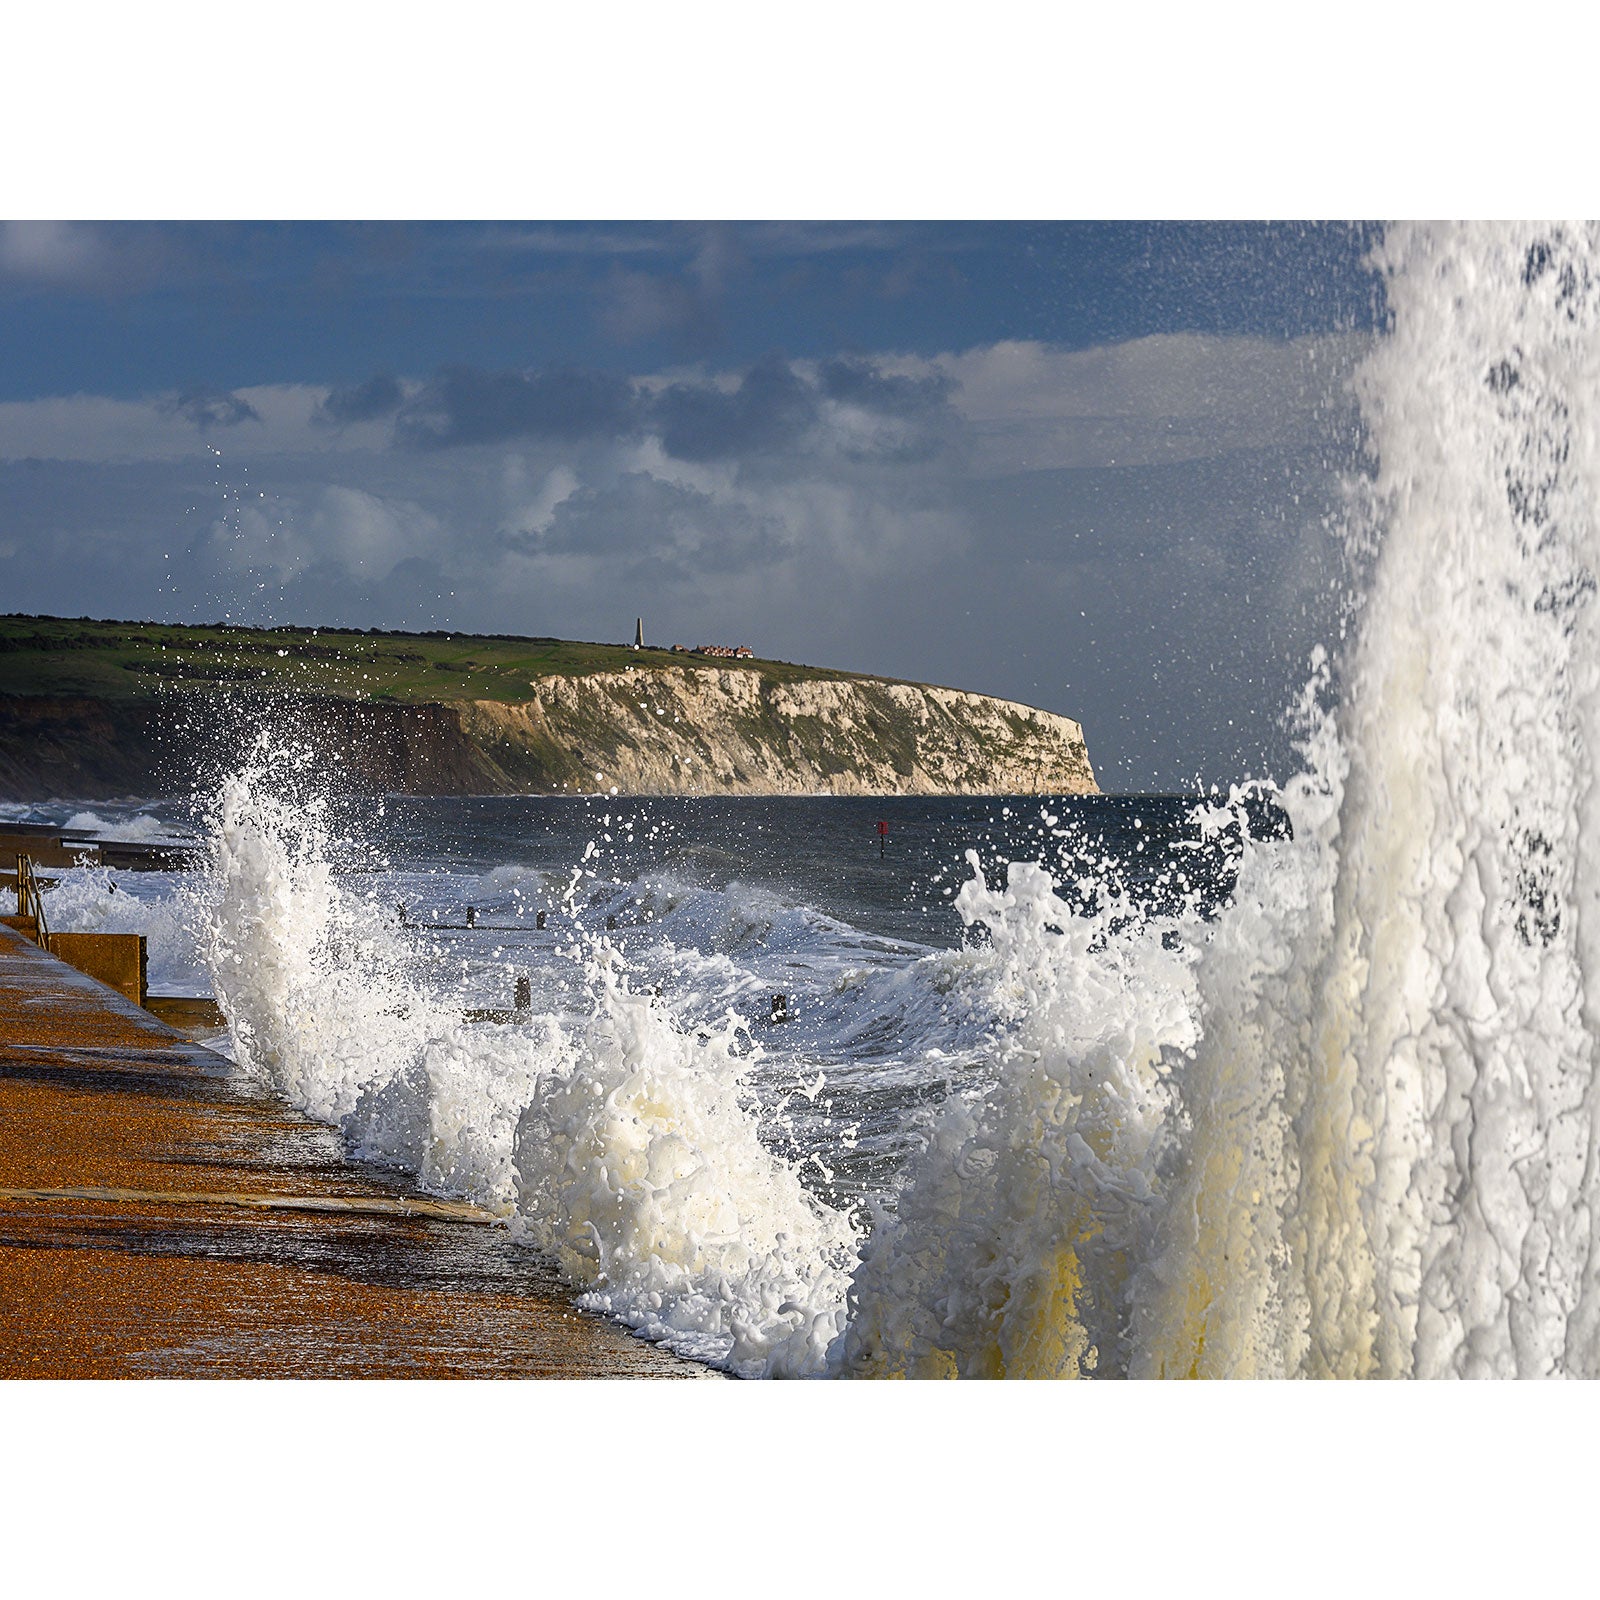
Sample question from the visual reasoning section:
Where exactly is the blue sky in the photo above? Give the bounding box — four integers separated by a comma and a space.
0, 221, 1381, 397
0, 219, 1383, 790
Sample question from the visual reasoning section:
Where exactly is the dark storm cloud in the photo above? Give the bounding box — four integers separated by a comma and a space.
0, 324, 1361, 791
651, 354, 957, 463
395, 365, 641, 449
815, 357, 956, 459
169, 387, 262, 429
314, 374, 404, 426
383, 354, 956, 464
651, 356, 816, 462
818, 357, 952, 418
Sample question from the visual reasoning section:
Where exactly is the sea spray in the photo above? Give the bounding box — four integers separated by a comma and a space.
509, 955, 860, 1376
39, 860, 211, 997
1311, 221, 1600, 1376
1130, 687, 1345, 1377
192, 735, 1287, 1377
202, 742, 449, 1126
72, 736, 1309, 1376
1135, 222, 1600, 1377
199, 733, 861, 1373
838, 221, 1600, 1379
831, 849, 1202, 1377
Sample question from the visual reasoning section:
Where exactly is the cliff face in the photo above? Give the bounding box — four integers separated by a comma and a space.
0, 667, 1096, 800
0, 697, 171, 799
456, 667, 1097, 795
0, 694, 505, 802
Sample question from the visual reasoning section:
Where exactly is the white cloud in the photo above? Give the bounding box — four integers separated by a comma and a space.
199, 500, 316, 583
0, 393, 192, 463
0, 334, 1359, 476
884, 332, 1365, 472
472, 226, 673, 256
304, 485, 442, 575
619, 433, 736, 497
189, 484, 442, 594
0, 330, 1361, 786
812, 397, 925, 459
498, 458, 580, 537
0, 221, 107, 285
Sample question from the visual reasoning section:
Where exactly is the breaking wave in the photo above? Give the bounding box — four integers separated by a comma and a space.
199, 746, 860, 1376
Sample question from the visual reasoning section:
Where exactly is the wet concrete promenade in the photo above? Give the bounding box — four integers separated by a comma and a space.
0, 923, 705, 1378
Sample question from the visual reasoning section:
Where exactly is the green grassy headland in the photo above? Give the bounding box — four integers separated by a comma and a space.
0, 614, 899, 705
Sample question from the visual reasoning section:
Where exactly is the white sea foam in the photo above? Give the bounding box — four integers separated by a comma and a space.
1133, 223, 1600, 1378
62, 808, 181, 843
508, 958, 859, 1376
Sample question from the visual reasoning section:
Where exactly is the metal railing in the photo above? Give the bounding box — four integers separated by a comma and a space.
14, 853, 49, 947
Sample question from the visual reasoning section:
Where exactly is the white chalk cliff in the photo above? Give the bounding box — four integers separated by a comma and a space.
454, 666, 1098, 795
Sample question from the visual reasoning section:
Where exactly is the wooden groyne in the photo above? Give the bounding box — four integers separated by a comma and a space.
0, 921, 709, 1378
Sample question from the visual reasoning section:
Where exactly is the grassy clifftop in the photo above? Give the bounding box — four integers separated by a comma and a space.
0, 614, 882, 705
